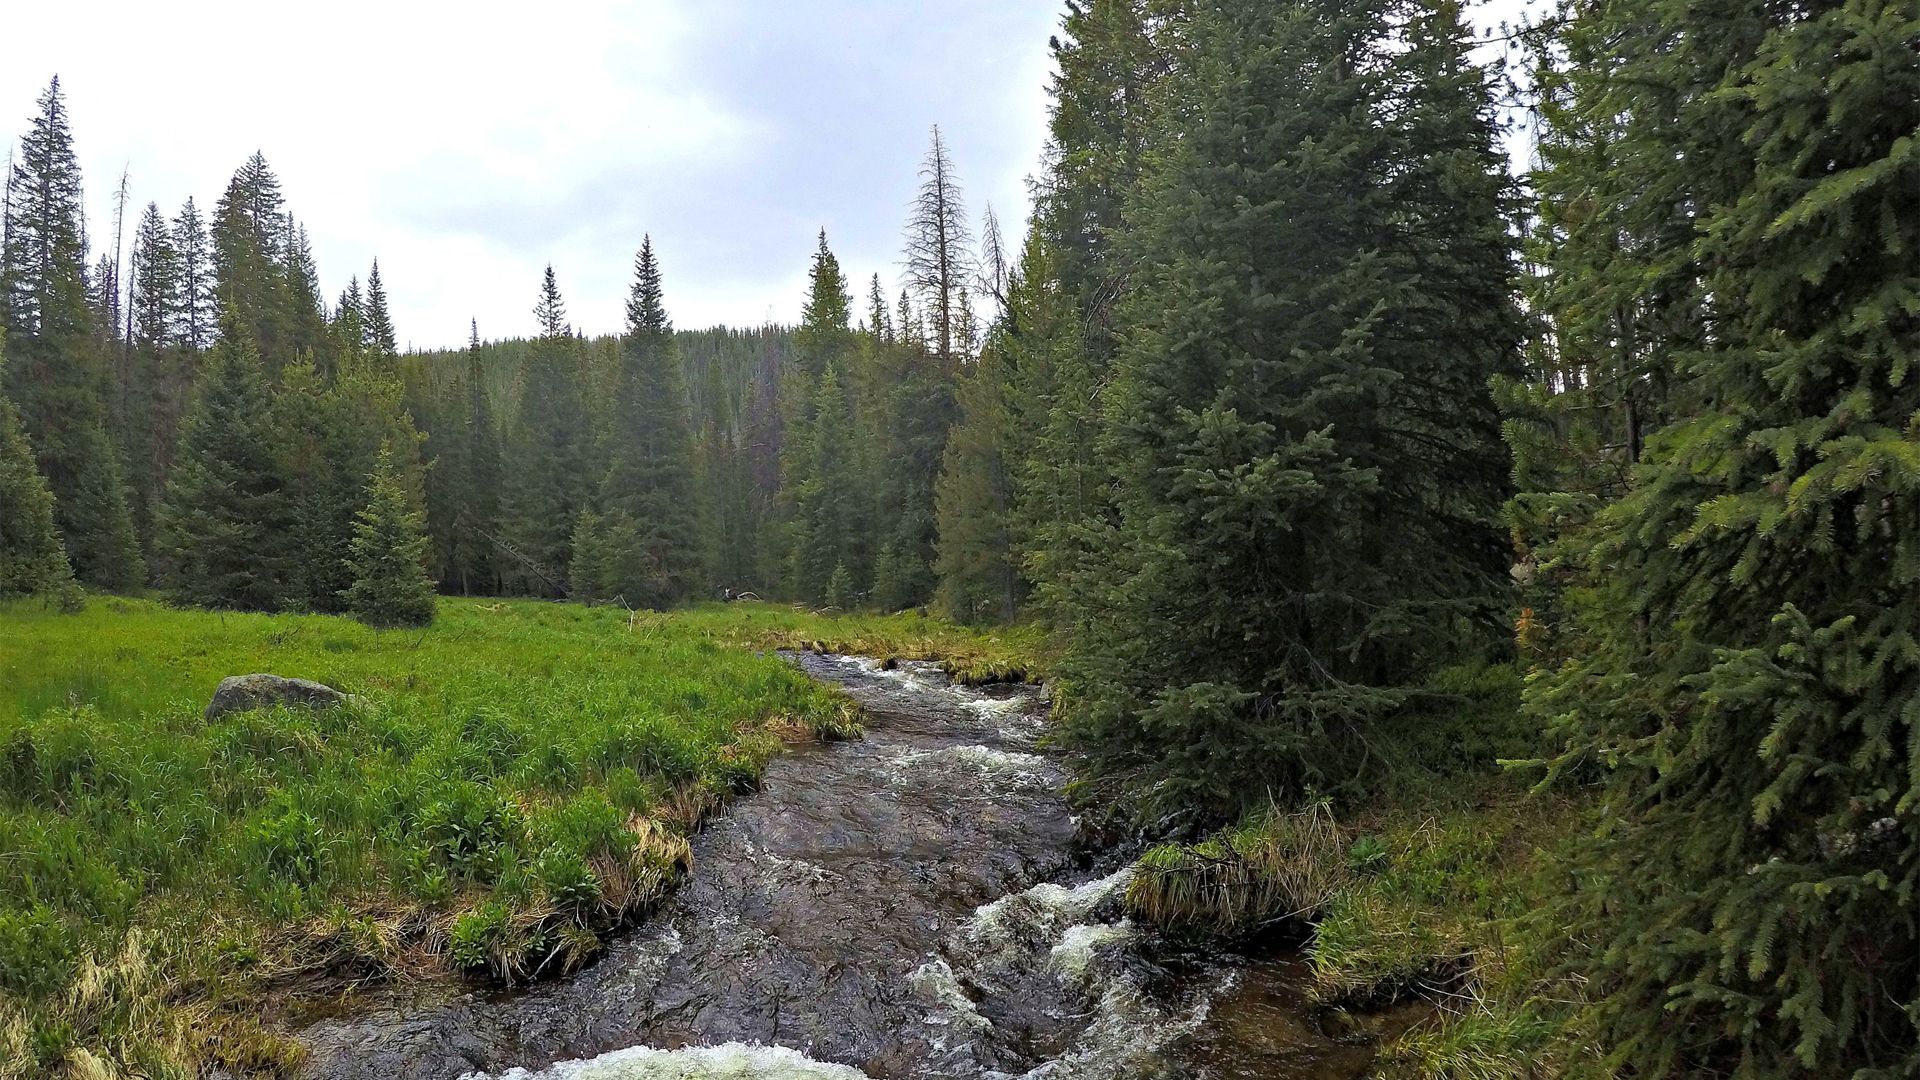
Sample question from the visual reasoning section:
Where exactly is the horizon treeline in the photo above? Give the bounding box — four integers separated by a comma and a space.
3, 0, 1917, 1070
0, 77, 991, 620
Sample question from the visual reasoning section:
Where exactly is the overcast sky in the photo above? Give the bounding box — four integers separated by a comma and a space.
3, 0, 1535, 351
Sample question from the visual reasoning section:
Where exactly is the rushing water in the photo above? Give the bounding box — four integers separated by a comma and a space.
298, 655, 1416, 1080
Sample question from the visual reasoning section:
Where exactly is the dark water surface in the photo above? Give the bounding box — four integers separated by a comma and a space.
299, 655, 1406, 1079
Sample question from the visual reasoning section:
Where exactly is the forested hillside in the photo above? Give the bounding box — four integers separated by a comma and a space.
3, 0, 1917, 1072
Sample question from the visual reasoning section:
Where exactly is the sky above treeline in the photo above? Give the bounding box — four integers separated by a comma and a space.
4, 0, 1536, 351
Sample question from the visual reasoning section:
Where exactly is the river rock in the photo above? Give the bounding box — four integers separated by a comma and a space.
204, 674, 357, 722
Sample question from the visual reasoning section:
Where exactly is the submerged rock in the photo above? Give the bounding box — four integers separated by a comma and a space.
204, 673, 357, 722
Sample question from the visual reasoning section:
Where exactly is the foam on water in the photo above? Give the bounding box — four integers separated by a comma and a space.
888, 744, 1054, 788
967, 867, 1134, 954
910, 957, 994, 1033
1049, 922, 1134, 983
468, 1042, 867, 1080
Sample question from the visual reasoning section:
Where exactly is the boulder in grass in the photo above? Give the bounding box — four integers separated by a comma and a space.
204, 674, 358, 723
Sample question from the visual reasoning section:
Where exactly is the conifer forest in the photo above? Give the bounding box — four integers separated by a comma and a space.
1, 0, 1917, 1077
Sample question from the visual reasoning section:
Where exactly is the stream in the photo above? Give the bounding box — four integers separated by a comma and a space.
298, 654, 1418, 1079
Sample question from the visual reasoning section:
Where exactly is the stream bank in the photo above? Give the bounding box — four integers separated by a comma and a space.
298, 654, 1414, 1079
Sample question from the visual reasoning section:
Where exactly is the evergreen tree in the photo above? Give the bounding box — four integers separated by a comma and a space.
788, 362, 864, 604
284, 222, 327, 363
171, 197, 215, 354
1515, 0, 1920, 1071
330, 276, 366, 375
455, 320, 501, 594
123, 202, 184, 553
1057, 0, 1522, 813
0, 77, 143, 589
902, 127, 974, 369
211, 152, 291, 371
934, 309, 1017, 623
794, 230, 854, 378
341, 443, 436, 628
501, 266, 590, 595
0, 335, 75, 600
594, 239, 703, 607
156, 311, 293, 610
1037, 0, 1160, 361
363, 258, 399, 368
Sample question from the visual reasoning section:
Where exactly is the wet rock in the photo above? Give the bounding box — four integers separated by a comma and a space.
204, 674, 357, 722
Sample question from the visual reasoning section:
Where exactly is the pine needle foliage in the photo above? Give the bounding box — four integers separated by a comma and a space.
1056, 0, 1523, 815
0, 78, 143, 590
595, 239, 703, 608
342, 444, 436, 628
155, 312, 295, 611
1516, 0, 1920, 1073
0, 339, 76, 601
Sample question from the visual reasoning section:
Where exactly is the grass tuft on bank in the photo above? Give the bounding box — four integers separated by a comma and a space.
1118, 662, 1588, 1078
0, 596, 856, 1077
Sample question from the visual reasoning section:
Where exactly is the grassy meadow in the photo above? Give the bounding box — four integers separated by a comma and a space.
0, 596, 898, 1078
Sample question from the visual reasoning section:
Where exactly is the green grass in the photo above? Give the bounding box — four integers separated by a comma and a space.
0, 596, 861, 1078
1117, 662, 1588, 1079
676, 603, 1054, 684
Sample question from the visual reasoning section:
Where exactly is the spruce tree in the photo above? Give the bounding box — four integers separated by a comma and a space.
788, 362, 863, 604
902, 128, 974, 369
0, 336, 75, 600
171, 197, 215, 354
501, 267, 591, 595
124, 202, 184, 554
1516, 0, 1920, 1071
794, 230, 854, 378
211, 152, 291, 371
0, 77, 144, 590
593, 239, 704, 607
363, 259, 399, 369
455, 320, 502, 594
1057, 0, 1522, 812
934, 320, 1016, 623
156, 311, 294, 610
342, 443, 437, 628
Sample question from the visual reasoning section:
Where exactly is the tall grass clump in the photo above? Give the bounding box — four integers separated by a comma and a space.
0, 596, 852, 1076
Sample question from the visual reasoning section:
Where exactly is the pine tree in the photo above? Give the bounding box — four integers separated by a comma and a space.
211, 152, 291, 372
455, 320, 502, 594
156, 310, 293, 610
1057, 0, 1522, 813
934, 312, 1017, 623
788, 362, 864, 604
284, 222, 326, 363
123, 202, 183, 554
902, 127, 974, 369
501, 266, 590, 595
171, 197, 215, 354
0, 334, 75, 600
794, 230, 854, 378
593, 239, 704, 607
0, 77, 144, 590
363, 259, 399, 369
341, 443, 436, 628
1038, 0, 1159, 361
330, 276, 366, 375
1514, 0, 1920, 1071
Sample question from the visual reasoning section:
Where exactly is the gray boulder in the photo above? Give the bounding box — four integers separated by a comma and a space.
205, 674, 358, 723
